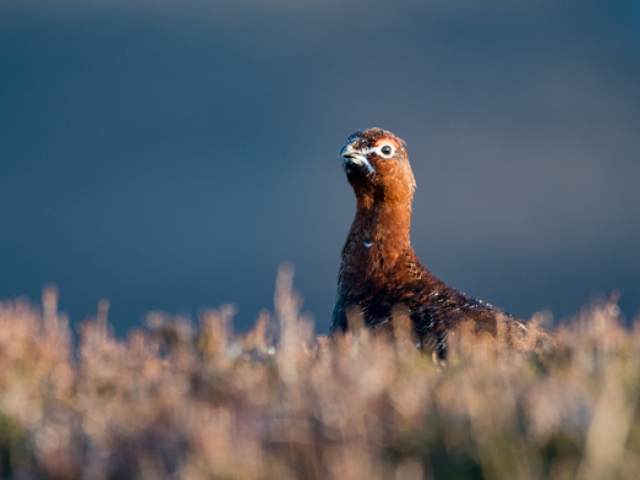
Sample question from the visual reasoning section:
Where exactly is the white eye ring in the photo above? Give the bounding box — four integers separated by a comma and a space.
371, 143, 395, 158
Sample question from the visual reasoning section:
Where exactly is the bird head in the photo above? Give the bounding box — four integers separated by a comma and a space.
339, 128, 416, 205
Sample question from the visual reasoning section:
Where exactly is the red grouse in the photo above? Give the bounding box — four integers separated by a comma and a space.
332, 128, 545, 358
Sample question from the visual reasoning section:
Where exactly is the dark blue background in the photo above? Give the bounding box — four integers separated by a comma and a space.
2, 0, 639, 334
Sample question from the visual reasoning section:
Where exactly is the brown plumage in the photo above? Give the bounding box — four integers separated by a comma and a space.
332, 128, 547, 358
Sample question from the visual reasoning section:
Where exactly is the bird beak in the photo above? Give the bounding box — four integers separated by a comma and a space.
339, 141, 376, 174
338, 142, 357, 158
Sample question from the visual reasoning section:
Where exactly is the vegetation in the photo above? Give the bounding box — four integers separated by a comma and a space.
0, 266, 639, 480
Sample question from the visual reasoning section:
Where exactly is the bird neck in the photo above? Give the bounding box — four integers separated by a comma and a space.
350, 196, 413, 254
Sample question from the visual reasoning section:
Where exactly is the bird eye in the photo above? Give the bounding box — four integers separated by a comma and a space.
380, 145, 393, 156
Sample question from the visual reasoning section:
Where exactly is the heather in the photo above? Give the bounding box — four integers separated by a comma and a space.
0, 267, 639, 480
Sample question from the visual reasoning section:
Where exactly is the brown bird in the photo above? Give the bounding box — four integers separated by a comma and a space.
332, 128, 546, 358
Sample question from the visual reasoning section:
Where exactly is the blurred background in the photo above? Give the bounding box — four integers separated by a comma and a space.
1, 0, 639, 335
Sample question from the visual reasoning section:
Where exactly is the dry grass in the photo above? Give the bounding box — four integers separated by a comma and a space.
1, 266, 639, 480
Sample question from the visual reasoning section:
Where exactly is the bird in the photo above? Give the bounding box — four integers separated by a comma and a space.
332, 128, 548, 359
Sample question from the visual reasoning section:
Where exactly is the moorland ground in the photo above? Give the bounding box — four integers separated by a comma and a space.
0, 267, 638, 480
